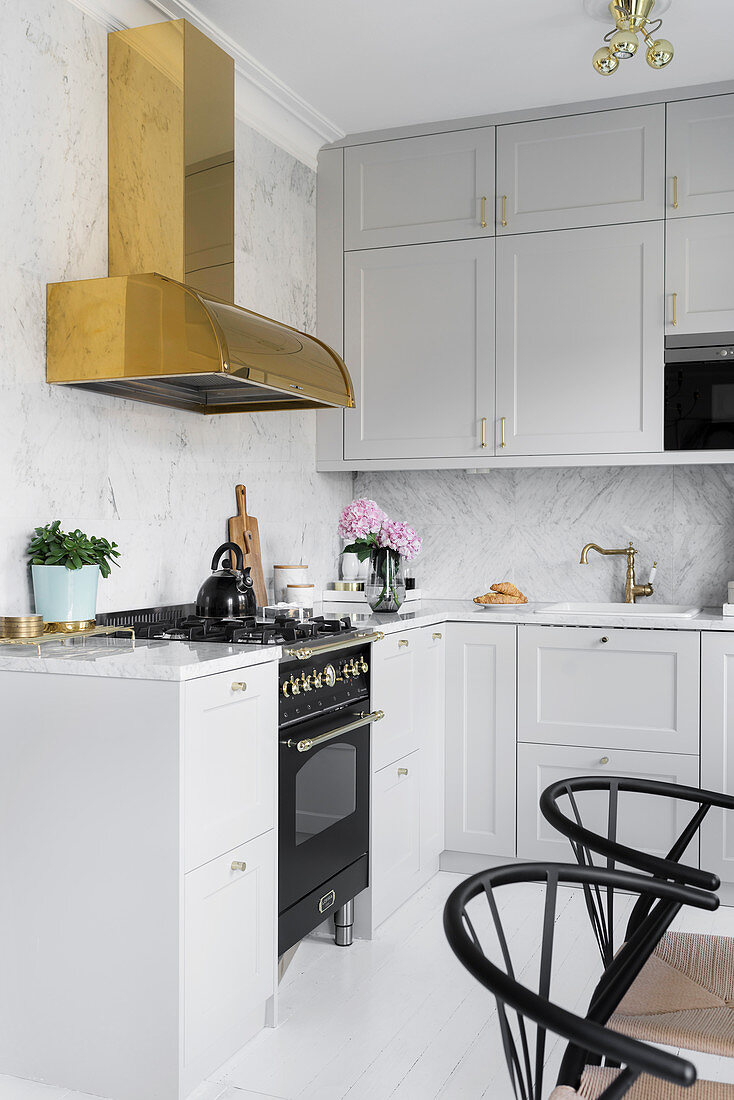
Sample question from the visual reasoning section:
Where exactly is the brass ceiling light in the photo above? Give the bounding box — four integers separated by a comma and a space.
590, 0, 674, 74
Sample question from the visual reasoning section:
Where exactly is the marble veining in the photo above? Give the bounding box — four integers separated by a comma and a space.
354, 466, 734, 607
0, 0, 350, 617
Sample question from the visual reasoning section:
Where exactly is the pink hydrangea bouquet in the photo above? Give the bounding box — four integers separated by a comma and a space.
338, 498, 421, 611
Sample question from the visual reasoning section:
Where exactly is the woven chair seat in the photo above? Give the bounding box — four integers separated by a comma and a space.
549, 1066, 734, 1099
609, 931, 734, 1057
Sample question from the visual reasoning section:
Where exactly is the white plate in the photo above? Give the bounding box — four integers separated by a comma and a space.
473, 602, 528, 611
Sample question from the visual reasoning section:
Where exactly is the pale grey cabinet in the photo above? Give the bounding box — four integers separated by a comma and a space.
344, 239, 495, 460
444, 622, 516, 857
496, 105, 664, 235
495, 221, 664, 456
701, 633, 734, 884
344, 129, 495, 250
667, 94, 734, 218
666, 213, 734, 335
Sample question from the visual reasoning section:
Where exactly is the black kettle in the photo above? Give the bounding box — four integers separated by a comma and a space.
196, 542, 257, 619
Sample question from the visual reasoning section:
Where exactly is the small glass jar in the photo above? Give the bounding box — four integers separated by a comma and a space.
286, 583, 316, 617
365, 549, 405, 613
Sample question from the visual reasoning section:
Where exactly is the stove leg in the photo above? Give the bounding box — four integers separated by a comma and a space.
333, 899, 354, 947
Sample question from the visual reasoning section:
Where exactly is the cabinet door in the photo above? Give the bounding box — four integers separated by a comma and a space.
666, 214, 734, 335
497, 105, 664, 234
415, 627, 446, 872
184, 831, 275, 1070
344, 240, 495, 460
667, 95, 734, 218
371, 630, 419, 771
184, 663, 277, 872
517, 743, 700, 863
372, 751, 421, 927
496, 221, 664, 456
444, 623, 517, 857
517, 625, 699, 754
701, 634, 734, 884
344, 129, 495, 249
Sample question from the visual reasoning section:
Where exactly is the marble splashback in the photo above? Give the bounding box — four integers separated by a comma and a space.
354, 466, 734, 608
0, 0, 349, 615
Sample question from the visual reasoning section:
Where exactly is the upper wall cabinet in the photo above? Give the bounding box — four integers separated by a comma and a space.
344, 129, 495, 249
496, 105, 664, 234
667, 95, 734, 218
666, 213, 734, 335
344, 239, 495, 460
496, 221, 664, 456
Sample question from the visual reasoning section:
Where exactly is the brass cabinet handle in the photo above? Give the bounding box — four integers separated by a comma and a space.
672, 175, 678, 209
501, 195, 508, 227
480, 196, 487, 229
481, 416, 487, 448
231, 681, 247, 692
599, 757, 610, 766
398, 767, 409, 776
500, 416, 506, 448
398, 638, 409, 648
672, 292, 678, 327
231, 860, 247, 872
432, 632, 442, 640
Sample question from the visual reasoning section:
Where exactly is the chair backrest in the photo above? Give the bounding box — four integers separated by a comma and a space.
443, 862, 717, 1100
539, 776, 733, 964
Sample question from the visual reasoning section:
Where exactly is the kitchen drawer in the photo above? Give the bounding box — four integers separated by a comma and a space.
184, 831, 275, 1070
372, 750, 421, 927
184, 662, 277, 872
517, 742, 700, 864
517, 625, 699, 754
370, 631, 420, 771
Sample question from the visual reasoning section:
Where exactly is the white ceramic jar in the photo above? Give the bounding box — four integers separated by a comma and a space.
273, 564, 308, 603
286, 584, 316, 616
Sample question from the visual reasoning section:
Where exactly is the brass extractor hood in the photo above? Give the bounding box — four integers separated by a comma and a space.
46, 20, 354, 414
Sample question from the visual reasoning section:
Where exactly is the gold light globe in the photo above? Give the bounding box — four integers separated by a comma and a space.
592, 46, 620, 75
646, 38, 675, 68
609, 28, 639, 58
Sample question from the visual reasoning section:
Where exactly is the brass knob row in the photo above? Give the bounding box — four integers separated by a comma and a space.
281, 657, 368, 697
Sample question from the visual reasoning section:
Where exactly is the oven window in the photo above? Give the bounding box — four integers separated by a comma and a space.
295, 743, 357, 845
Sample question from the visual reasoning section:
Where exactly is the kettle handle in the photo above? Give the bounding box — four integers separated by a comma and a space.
211, 542, 244, 572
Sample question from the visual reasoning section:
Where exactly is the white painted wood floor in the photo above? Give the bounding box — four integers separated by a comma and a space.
2, 871, 733, 1100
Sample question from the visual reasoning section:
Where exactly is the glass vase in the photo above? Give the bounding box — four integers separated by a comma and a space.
365, 548, 406, 613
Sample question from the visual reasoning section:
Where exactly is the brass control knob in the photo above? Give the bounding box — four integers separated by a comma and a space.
290, 676, 300, 696
300, 672, 312, 692
309, 671, 323, 690
282, 680, 291, 698
359, 657, 368, 673
323, 664, 336, 687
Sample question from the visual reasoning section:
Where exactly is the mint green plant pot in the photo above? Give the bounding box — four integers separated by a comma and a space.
31, 564, 99, 626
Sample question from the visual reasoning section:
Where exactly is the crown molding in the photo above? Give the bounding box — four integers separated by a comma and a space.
64, 0, 344, 169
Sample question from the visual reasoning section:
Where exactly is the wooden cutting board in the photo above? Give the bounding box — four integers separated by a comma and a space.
228, 484, 268, 609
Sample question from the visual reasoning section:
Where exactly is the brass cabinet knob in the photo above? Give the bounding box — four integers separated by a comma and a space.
398, 639, 409, 648
599, 756, 610, 766
398, 767, 409, 776
231, 681, 247, 692
432, 632, 442, 640
231, 860, 247, 872
600, 636, 609, 644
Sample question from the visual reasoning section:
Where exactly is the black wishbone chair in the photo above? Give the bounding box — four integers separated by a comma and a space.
443, 862, 727, 1100
540, 777, 734, 1060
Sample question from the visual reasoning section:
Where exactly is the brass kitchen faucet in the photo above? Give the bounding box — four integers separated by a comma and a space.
579, 541, 658, 604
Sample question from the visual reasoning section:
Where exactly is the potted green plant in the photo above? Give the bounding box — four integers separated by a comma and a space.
27, 521, 121, 630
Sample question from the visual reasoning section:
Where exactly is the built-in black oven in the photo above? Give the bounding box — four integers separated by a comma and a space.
665, 333, 734, 451
277, 633, 383, 956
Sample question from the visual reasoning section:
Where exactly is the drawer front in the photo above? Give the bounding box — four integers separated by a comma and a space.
184, 663, 277, 872
371, 631, 419, 771
184, 831, 275, 1068
517, 626, 700, 754
517, 743, 700, 863
372, 750, 421, 927
345, 128, 495, 249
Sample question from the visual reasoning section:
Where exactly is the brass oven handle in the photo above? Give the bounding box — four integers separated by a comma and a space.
285, 631, 385, 661
672, 175, 678, 209
281, 710, 384, 753
501, 195, 508, 227
672, 292, 677, 327
480, 196, 487, 229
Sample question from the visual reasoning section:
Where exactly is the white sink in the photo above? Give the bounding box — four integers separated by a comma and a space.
534, 602, 701, 619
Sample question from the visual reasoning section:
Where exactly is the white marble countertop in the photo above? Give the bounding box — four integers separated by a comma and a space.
1, 599, 733, 680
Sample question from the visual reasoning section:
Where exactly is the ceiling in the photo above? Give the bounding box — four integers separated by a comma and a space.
187, 0, 734, 138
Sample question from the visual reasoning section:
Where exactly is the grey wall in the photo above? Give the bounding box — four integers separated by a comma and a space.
0, 0, 350, 615
354, 465, 734, 607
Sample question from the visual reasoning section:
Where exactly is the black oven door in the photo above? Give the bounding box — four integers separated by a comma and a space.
279, 709, 370, 914
665, 359, 734, 450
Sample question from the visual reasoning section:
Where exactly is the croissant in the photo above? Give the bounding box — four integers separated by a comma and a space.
473, 592, 526, 605
491, 582, 527, 601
